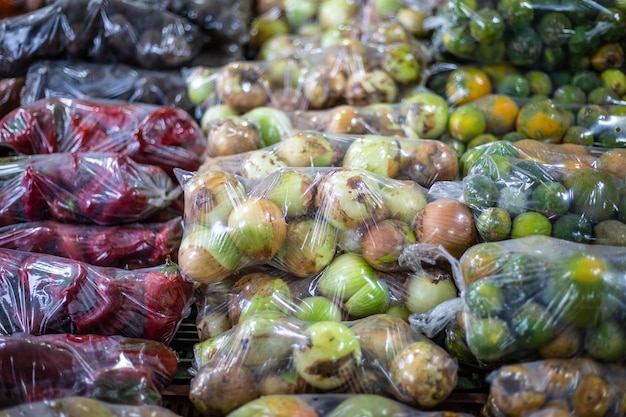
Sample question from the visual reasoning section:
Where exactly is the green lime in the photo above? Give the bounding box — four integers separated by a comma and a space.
550, 71, 573, 90
584, 320, 626, 361
600, 68, 626, 97
507, 26, 543, 67
537, 12, 573, 46
445, 325, 478, 365
496, 0, 533, 27
500, 253, 547, 307
497, 73, 530, 98
508, 159, 555, 189
463, 174, 499, 210
576, 104, 609, 128
540, 46, 567, 73
497, 185, 530, 217
475, 39, 506, 64
469, 8, 505, 44
467, 133, 498, 149
510, 301, 556, 349
460, 140, 519, 176
446, 0, 477, 20
551, 213, 593, 243
571, 71, 602, 94
448, 105, 487, 142
587, 87, 619, 105
465, 279, 505, 317
562, 126, 595, 146
568, 25, 601, 56
476, 207, 512, 241
564, 168, 620, 223
530, 181, 570, 218
596, 7, 626, 42
442, 26, 477, 56
470, 154, 511, 180
525, 70, 553, 96
552, 84, 586, 105
548, 252, 619, 327
502, 131, 527, 142
511, 212, 552, 238
466, 317, 511, 361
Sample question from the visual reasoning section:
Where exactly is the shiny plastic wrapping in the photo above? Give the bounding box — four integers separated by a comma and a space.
190, 313, 459, 416
226, 393, 475, 417
0, 77, 24, 119
0, 0, 208, 78
0, 249, 193, 343
175, 166, 439, 284
0, 96, 205, 176
0, 397, 183, 417
0, 333, 179, 407
428, 0, 626, 70
482, 358, 626, 417
456, 236, 626, 366
0, 153, 179, 226
199, 131, 459, 188
0, 217, 182, 268
20, 60, 194, 115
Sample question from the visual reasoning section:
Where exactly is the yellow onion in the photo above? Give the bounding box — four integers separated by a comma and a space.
295, 296, 343, 322
380, 180, 427, 225
227, 272, 293, 324
362, 219, 416, 272
240, 150, 288, 180
183, 170, 246, 226
315, 168, 389, 231
228, 197, 288, 261
404, 269, 458, 314
200, 104, 237, 134
342, 135, 402, 178
325, 105, 368, 135
178, 224, 243, 284
349, 314, 414, 368
401, 139, 460, 187
196, 310, 232, 340
275, 131, 338, 167
264, 169, 316, 218
413, 198, 478, 259
206, 116, 262, 158
187, 67, 216, 106
273, 218, 337, 278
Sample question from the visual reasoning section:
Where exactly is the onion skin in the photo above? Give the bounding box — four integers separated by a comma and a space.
215, 62, 269, 113
275, 131, 338, 167
362, 219, 416, 271
342, 135, 402, 178
350, 314, 414, 368
206, 116, 262, 158
227, 272, 292, 325
413, 199, 478, 259
183, 170, 246, 226
226, 395, 320, 417
404, 140, 460, 187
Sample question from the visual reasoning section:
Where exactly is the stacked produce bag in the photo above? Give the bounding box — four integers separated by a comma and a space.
2, 0, 626, 416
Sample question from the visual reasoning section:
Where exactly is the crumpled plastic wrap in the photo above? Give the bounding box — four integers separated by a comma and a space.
0, 333, 179, 408
190, 313, 459, 416
0, 0, 208, 78
0, 96, 205, 176
0, 217, 182, 268
0, 249, 193, 343
0, 77, 24, 120
482, 357, 626, 417
0, 153, 179, 226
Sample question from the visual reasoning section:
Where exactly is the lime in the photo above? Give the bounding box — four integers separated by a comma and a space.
564, 168, 620, 223
537, 12, 573, 46
442, 26, 477, 56
540, 46, 567, 73
467, 133, 498, 149
500, 253, 547, 307
587, 86, 619, 105
469, 8, 505, 44
460, 242, 509, 285
571, 70, 602, 94
502, 131, 527, 142
448, 106, 487, 142
576, 104, 609, 128
509, 159, 555, 188
547, 252, 619, 327
497, 73, 531, 98
496, 0, 533, 27
446, 0, 477, 20
475, 39, 506, 64
463, 174, 499, 210
525, 70, 553, 96
470, 154, 511, 180
584, 320, 626, 361
552, 84, 586, 105
466, 317, 511, 361
511, 212, 552, 238
465, 279, 505, 317
530, 181, 570, 218
538, 325, 583, 359
497, 185, 530, 217
562, 126, 595, 146
551, 213, 593, 243
510, 301, 556, 349
476, 207, 512, 241
506, 26, 542, 67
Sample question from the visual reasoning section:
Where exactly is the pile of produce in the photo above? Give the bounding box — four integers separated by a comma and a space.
2, 0, 626, 416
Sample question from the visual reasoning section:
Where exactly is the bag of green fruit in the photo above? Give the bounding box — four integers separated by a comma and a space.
458, 235, 626, 366
200, 130, 459, 188
175, 166, 439, 285
190, 312, 459, 416
427, 0, 626, 72
482, 357, 626, 417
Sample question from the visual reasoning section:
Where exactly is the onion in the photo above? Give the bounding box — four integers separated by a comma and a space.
403, 139, 460, 187
240, 150, 288, 180
413, 198, 478, 259
273, 218, 337, 278
275, 131, 338, 167
315, 169, 389, 231
187, 67, 215, 106
349, 314, 413, 368
295, 296, 343, 322
342, 135, 402, 178
196, 310, 232, 340
404, 269, 458, 314
183, 170, 246, 226
206, 116, 262, 158
380, 180, 427, 225
362, 219, 416, 271
201, 104, 237, 134
243, 106, 294, 147
227, 272, 292, 325
228, 197, 288, 261
264, 169, 316, 218
325, 105, 368, 135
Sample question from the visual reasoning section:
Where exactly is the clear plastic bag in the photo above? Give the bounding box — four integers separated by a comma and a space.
190, 313, 459, 416
0, 333, 179, 407
0, 96, 205, 176
0, 153, 179, 226
0, 77, 24, 119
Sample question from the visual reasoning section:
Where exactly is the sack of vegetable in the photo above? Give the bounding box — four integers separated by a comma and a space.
225, 393, 475, 417
200, 130, 458, 188
0, 249, 193, 343
0, 96, 205, 176
20, 60, 194, 116
0, 333, 178, 407
0, 217, 183, 269
0, 396, 183, 417
455, 236, 626, 365
190, 313, 458, 416
175, 166, 443, 284
0, 0, 207, 78
0, 153, 179, 226
482, 357, 626, 417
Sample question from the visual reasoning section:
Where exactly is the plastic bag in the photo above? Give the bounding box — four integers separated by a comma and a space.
0, 249, 193, 343
226, 393, 475, 417
457, 235, 626, 365
0, 77, 24, 119
0, 0, 46, 18
482, 357, 626, 417
190, 313, 459, 416
0, 217, 183, 268
0, 152, 179, 226
0, 396, 183, 417
20, 60, 194, 115
199, 130, 459, 188
0, 333, 178, 407
0, 96, 205, 176
0, 0, 207, 78
175, 166, 436, 284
